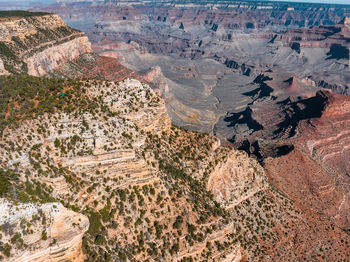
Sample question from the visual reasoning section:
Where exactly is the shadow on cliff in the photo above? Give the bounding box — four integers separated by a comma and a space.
236, 139, 295, 161
274, 91, 329, 138
326, 44, 349, 60
224, 107, 263, 132
242, 74, 274, 101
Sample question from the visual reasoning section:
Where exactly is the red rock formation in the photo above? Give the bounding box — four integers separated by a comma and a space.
276, 18, 350, 52
262, 90, 350, 230
227, 83, 350, 231
57, 53, 139, 82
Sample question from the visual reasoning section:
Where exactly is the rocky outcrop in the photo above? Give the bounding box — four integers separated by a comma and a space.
0, 14, 65, 41
57, 53, 139, 82
0, 199, 89, 262
207, 150, 267, 208
26, 36, 91, 76
0, 57, 8, 75
226, 83, 350, 232
0, 13, 92, 75
2, 73, 349, 261
0, 12, 138, 80
291, 91, 350, 228
275, 18, 350, 56
343, 17, 350, 27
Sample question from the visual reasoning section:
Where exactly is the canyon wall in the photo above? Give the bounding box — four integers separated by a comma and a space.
1, 75, 350, 261
0, 12, 92, 76
36, 1, 350, 137
0, 200, 89, 262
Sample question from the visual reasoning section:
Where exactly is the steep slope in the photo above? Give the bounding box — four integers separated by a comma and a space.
265, 90, 350, 230
225, 74, 350, 233
0, 11, 92, 76
0, 200, 89, 262
56, 53, 139, 82
1, 74, 350, 261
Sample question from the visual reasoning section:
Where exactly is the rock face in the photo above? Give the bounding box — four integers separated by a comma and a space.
0, 14, 66, 41
226, 75, 350, 231
0, 200, 89, 262
26, 36, 91, 77
0, 12, 136, 81
288, 90, 350, 228
207, 150, 267, 208
57, 53, 139, 82
276, 17, 350, 58
0, 12, 92, 76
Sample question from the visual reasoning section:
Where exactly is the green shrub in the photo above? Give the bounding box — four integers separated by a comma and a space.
41, 230, 47, 240
0, 169, 11, 196
88, 211, 102, 236
173, 216, 183, 229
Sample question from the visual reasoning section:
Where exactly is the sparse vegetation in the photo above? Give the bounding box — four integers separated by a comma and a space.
0, 74, 346, 261
0, 11, 50, 18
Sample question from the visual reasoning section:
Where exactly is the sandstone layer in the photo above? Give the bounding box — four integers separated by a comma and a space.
0, 12, 92, 76
0, 200, 88, 262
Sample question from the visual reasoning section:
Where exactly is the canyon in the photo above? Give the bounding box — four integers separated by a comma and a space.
1, 72, 349, 260
0, 1, 350, 261
37, 0, 350, 137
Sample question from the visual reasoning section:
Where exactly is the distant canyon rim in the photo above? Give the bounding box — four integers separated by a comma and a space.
37, 0, 350, 146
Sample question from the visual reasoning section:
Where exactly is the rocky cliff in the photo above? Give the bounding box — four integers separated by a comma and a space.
0, 200, 89, 262
1, 74, 349, 261
42, 1, 350, 34
0, 11, 92, 76
225, 71, 350, 234
275, 17, 350, 59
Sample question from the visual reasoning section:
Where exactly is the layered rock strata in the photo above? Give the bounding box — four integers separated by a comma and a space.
0, 200, 89, 262
1, 76, 350, 261
225, 74, 350, 233
0, 13, 92, 76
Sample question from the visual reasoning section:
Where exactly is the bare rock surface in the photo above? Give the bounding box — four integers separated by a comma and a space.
0, 199, 88, 262
0, 13, 92, 76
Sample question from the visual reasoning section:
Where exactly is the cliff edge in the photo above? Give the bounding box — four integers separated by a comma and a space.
0, 11, 92, 76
